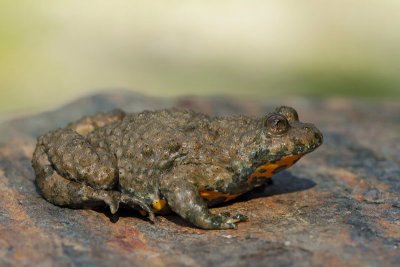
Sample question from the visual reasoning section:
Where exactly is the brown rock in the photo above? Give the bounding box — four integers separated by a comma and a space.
0, 91, 399, 266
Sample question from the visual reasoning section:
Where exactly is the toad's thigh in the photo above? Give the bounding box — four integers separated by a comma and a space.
36, 163, 120, 212
36, 128, 118, 189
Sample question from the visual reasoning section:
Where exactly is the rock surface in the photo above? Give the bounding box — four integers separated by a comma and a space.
0, 91, 399, 267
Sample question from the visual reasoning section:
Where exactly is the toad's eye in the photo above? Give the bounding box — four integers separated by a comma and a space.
264, 114, 289, 135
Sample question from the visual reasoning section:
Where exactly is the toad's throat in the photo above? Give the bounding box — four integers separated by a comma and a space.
199, 155, 302, 203
199, 191, 241, 202
248, 154, 302, 184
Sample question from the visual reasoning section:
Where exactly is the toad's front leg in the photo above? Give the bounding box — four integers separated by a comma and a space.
159, 169, 247, 230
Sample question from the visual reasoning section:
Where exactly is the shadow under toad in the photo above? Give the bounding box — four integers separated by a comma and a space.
104, 171, 316, 228
235, 171, 316, 202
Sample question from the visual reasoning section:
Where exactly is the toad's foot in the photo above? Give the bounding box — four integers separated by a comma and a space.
84, 191, 155, 222
120, 194, 155, 222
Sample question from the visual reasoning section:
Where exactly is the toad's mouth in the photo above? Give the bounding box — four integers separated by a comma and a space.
292, 139, 323, 155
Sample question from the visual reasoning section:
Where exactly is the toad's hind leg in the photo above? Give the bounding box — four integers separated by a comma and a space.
36, 109, 126, 190
32, 143, 154, 219
32, 110, 154, 219
34, 128, 118, 189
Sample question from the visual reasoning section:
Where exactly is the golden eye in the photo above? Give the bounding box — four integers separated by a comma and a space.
265, 114, 289, 135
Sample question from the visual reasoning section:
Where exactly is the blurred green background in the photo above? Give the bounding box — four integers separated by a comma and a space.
1, 1, 399, 117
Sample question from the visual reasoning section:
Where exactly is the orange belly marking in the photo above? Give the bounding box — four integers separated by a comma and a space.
199, 155, 302, 201
248, 154, 302, 184
152, 199, 167, 211
199, 191, 240, 202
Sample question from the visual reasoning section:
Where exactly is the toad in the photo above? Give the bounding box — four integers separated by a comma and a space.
32, 106, 322, 229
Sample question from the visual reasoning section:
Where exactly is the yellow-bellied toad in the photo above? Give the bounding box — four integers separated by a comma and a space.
32, 106, 323, 229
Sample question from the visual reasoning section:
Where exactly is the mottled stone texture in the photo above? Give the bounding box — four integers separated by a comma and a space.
0, 91, 399, 267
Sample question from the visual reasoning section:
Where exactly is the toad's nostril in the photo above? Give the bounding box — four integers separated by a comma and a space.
315, 132, 323, 145
304, 126, 312, 132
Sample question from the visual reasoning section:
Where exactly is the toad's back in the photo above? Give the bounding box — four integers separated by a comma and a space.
88, 108, 254, 167
87, 109, 216, 162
